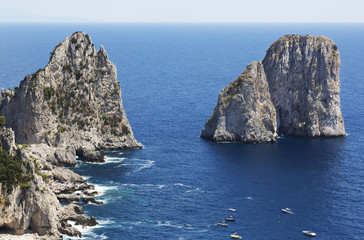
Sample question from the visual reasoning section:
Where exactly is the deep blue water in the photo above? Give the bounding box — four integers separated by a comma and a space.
1, 23, 364, 239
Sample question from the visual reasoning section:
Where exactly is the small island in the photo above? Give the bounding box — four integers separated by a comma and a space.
201, 35, 346, 142
0, 32, 141, 239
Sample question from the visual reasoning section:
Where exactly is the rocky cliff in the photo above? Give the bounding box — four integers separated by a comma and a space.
0, 31, 141, 164
0, 32, 141, 239
0, 128, 96, 239
201, 35, 345, 142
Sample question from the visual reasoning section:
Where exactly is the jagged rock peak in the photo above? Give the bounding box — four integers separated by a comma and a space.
201, 34, 345, 142
0, 31, 141, 164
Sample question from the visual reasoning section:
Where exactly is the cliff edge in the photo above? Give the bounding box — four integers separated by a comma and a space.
201, 35, 345, 142
0, 32, 141, 164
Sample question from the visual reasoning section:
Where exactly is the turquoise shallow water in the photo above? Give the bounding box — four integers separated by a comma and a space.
0, 23, 364, 239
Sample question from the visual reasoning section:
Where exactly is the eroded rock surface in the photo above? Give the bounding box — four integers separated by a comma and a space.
202, 35, 345, 142
0, 31, 141, 165
0, 32, 141, 239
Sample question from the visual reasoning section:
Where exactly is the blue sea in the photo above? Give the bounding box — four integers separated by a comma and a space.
0, 23, 364, 239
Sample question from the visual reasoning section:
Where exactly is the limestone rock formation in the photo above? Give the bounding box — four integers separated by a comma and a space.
0, 128, 95, 239
0, 31, 141, 164
201, 62, 277, 142
0, 32, 141, 239
202, 35, 345, 142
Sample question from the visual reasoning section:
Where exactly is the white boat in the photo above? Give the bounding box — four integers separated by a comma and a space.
216, 222, 228, 227
282, 208, 293, 214
225, 216, 235, 221
231, 232, 242, 239
302, 230, 316, 237
228, 208, 237, 212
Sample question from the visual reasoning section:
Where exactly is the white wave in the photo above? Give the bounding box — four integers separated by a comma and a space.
63, 220, 106, 240
156, 221, 183, 229
83, 176, 91, 181
98, 218, 116, 226
135, 160, 155, 172
174, 183, 192, 188
185, 187, 203, 193
120, 183, 165, 189
92, 184, 118, 196
174, 183, 203, 193
119, 159, 155, 173
105, 157, 125, 163
82, 157, 125, 165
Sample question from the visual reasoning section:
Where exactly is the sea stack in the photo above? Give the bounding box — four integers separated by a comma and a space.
0, 31, 141, 164
201, 35, 346, 142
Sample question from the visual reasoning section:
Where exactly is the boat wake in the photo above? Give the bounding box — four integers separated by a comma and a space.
115, 158, 155, 173
156, 221, 183, 229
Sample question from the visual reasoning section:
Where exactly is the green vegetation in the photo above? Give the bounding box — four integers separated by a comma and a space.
43, 87, 54, 101
333, 44, 338, 51
30, 156, 41, 175
0, 148, 32, 194
75, 71, 83, 80
77, 120, 86, 130
122, 125, 130, 135
71, 37, 78, 44
75, 44, 81, 50
20, 183, 30, 189
15, 143, 29, 149
63, 64, 72, 72
42, 130, 52, 136
57, 125, 67, 133
0, 116, 5, 127
102, 115, 122, 128
41, 174, 49, 183
4, 90, 14, 98
0, 149, 22, 185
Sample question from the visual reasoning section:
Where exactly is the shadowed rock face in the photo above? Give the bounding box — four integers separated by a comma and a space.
202, 35, 345, 142
0, 31, 141, 164
201, 62, 277, 142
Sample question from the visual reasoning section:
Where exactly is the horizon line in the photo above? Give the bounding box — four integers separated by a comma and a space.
1, 21, 364, 24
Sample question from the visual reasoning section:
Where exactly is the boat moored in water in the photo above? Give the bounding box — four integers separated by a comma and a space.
228, 208, 237, 212
216, 222, 228, 227
231, 232, 242, 239
225, 216, 235, 221
282, 208, 294, 214
302, 230, 316, 237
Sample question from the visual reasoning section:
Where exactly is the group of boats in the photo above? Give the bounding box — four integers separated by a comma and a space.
214, 207, 316, 239
281, 208, 316, 237
215, 208, 243, 239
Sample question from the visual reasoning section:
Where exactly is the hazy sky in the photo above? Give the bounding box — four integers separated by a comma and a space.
1, 0, 363, 22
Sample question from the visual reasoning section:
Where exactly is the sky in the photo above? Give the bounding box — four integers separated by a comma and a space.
0, 0, 363, 23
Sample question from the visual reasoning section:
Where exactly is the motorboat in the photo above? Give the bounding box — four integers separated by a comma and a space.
225, 216, 235, 221
228, 208, 237, 212
231, 232, 242, 239
302, 230, 316, 237
282, 208, 293, 214
216, 222, 228, 227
